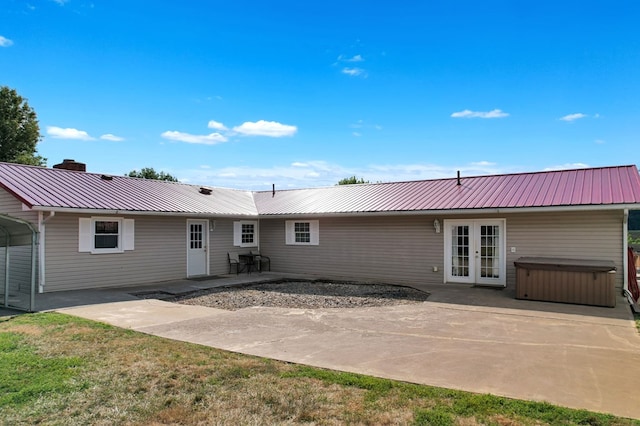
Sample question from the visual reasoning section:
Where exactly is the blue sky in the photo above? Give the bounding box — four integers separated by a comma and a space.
2, 1, 639, 190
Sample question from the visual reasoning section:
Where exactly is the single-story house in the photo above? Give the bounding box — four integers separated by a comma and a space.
1, 160, 640, 311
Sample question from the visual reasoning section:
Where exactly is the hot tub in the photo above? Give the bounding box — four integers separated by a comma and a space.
514, 257, 616, 307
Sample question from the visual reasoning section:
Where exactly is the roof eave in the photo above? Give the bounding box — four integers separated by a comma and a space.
256, 203, 640, 218
29, 205, 259, 217
27, 202, 640, 218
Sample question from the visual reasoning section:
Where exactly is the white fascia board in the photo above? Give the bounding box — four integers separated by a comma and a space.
29, 203, 640, 218
28, 205, 259, 218
257, 204, 640, 219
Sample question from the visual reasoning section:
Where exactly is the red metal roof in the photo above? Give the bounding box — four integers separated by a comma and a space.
0, 162, 257, 216
253, 165, 640, 215
1, 162, 639, 216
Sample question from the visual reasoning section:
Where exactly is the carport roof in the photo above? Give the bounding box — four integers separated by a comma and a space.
1, 162, 639, 216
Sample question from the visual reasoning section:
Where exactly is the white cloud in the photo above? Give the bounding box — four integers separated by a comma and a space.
352, 132, 362, 137
46, 126, 94, 141
207, 120, 228, 131
0, 36, 13, 47
52, 0, 68, 5
560, 113, 587, 122
451, 109, 509, 119
595, 139, 605, 145
342, 67, 366, 77
232, 120, 297, 137
174, 160, 519, 191
543, 163, 589, 171
160, 131, 228, 145
100, 134, 124, 142
338, 54, 364, 62
471, 161, 497, 167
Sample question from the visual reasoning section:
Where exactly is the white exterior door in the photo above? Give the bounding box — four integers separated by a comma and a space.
444, 219, 506, 287
187, 220, 208, 277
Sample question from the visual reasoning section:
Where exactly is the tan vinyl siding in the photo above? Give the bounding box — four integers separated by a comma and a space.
260, 216, 445, 285
209, 218, 240, 275
44, 214, 188, 292
504, 210, 623, 289
0, 190, 39, 224
260, 210, 625, 289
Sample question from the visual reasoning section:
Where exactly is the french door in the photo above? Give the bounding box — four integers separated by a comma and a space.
444, 219, 506, 287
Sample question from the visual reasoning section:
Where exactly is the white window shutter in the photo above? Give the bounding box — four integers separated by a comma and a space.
285, 221, 294, 245
123, 219, 135, 250
78, 218, 92, 252
252, 222, 259, 247
233, 221, 241, 246
310, 220, 320, 245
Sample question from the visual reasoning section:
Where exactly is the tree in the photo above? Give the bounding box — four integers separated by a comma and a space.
0, 86, 46, 165
127, 167, 178, 182
337, 176, 369, 185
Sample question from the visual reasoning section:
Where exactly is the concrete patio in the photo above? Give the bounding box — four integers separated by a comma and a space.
3, 274, 639, 419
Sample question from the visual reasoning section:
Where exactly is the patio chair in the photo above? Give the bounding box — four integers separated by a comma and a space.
227, 252, 246, 275
250, 250, 271, 272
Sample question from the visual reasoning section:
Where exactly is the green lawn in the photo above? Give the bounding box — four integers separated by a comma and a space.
1, 312, 638, 425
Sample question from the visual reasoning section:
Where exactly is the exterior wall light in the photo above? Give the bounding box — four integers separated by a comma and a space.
434, 219, 441, 233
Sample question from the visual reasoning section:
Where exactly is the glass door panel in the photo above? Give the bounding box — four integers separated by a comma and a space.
451, 225, 470, 278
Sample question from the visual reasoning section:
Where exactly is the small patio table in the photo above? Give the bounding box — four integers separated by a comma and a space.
238, 253, 259, 274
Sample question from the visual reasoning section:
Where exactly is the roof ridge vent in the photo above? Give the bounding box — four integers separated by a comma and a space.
199, 187, 212, 195
101, 174, 113, 181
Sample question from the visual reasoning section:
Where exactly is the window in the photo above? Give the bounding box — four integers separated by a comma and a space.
286, 220, 319, 245
242, 223, 254, 244
79, 217, 135, 254
233, 220, 258, 247
94, 220, 120, 249
294, 222, 310, 243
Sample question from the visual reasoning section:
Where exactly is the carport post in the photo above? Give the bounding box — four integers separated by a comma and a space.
30, 231, 37, 312
3, 232, 9, 308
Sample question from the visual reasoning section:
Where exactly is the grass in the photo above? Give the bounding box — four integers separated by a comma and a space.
1, 313, 638, 425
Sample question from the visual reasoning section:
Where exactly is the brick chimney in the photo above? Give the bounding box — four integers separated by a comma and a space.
53, 159, 86, 172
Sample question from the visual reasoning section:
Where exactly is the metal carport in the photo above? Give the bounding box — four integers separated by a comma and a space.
0, 214, 37, 312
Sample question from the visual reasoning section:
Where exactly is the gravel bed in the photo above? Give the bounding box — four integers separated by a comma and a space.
171, 281, 430, 311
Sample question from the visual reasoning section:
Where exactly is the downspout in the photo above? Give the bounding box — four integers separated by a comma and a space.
623, 209, 629, 297
38, 211, 55, 293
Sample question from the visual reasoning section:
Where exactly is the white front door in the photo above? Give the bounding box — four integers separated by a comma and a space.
444, 219, 506, 287
187, 219, 208, 277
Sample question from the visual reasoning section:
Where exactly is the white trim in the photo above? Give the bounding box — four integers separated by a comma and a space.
37, 211, 55, 293
78, 217, 135, 254
285, 220, 320, 245
26, 203, 640, 218
623, 209, 629, 294
78, 218, 92, 252
123, 219, 135, 250
186, 219, 209, 277
233, 220, 259, 247
444, 219, 506, 287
